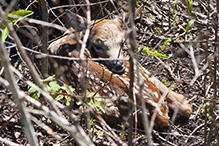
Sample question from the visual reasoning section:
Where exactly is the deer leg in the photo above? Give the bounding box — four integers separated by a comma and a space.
148, 76, 192, 118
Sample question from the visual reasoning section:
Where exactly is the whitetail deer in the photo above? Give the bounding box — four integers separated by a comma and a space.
48, 11, 192, 130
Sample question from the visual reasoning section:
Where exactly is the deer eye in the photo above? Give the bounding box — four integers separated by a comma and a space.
94, 42, 102, 50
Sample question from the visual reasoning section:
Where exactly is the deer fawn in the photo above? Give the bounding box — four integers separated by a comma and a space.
48, 11, 192, 130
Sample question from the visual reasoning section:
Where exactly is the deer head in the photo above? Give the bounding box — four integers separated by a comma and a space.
66, 11, 126, 74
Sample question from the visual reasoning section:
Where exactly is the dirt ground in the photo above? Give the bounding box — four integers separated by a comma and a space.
0, 0, 219, 145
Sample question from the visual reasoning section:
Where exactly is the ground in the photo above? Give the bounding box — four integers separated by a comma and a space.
0, 0, 219, 145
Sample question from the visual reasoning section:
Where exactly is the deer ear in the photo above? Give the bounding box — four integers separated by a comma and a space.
115, 4, 144, 28
122, 12, 129, 24
66, 10, 87, 31
113, 13, 129, 29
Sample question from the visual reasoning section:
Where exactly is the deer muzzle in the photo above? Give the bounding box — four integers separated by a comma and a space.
108, 60, 125, 74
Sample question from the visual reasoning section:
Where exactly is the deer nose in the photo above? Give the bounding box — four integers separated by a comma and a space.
110, 60, 125, 74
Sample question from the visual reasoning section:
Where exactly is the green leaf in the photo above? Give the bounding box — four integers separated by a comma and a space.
142, 47, 150, 54
28, 84, 41, 99
28, 83, 39, 93
64, 98, 70, 106
44, 84, 51, 91
142, 47, 168, 59
162, 77, 167, 84
163, 39, 171, 46
186, 0, 192, 15
76, 100, 82, 105
2, 9, 33, 43
173, 1, 178, 7
154, 52, 168, 59
30, 91, 41, 100
98, 104, 106, 113
61, 84, 75, 95
96, 130, 104, 137
185, 19, 195, 33
55, 95, 64, 100
89, 118, 94, 125
172, 1, 178, 20
49, 81, 60, 92
1, 24, 9, 43
179, 25, 186, 32
65, 95, 71, 104
43, 75, 56, 82
87, 92, 95, 97
88, 98, 95, 105
28, 87, 37, 94
6, 9, 34, 24
87, 97, 106, 113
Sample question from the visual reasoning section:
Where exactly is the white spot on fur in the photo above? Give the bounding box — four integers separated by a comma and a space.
62, 38, 66, 43
103, 89, 108, 94
75, 63, 80, 69
147, 99, 158, 108
154, 92, 159, 98
149, 77, 156, 84
106, 102, 113, 107
135, 85, 139, 91
106, 86, 111, 90
95, 78, 100, 82
90, 75, 94, 80
114, 74, 119, 77
122, 79, 129, 85
142, 90, 147, 96
142, 67, 150, 75
134, 66, 137, 71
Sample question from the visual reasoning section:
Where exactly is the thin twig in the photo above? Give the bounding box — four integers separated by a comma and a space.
4, 41, 129, 60
0, 137, 23, 146
39, 0, 48, 78
29, 114, 62, 140
126, 0, 135, 145
0, 31, 39, 146
48, 0, 111, 12
185, 123, 205, 143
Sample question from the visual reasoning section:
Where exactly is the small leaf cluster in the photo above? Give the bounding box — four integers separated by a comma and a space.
88, 118, 104, 140
178, 0, 195, 40
172, 1, 179, 20
179, 19, 195, 35
186, 0, 193, 15
200, 104, 210, 117
77, 91, 106, 113
2, 9, 34, 43
28, 75, 74, 105
139, 47, 169, 59
121, 123, 126, 137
